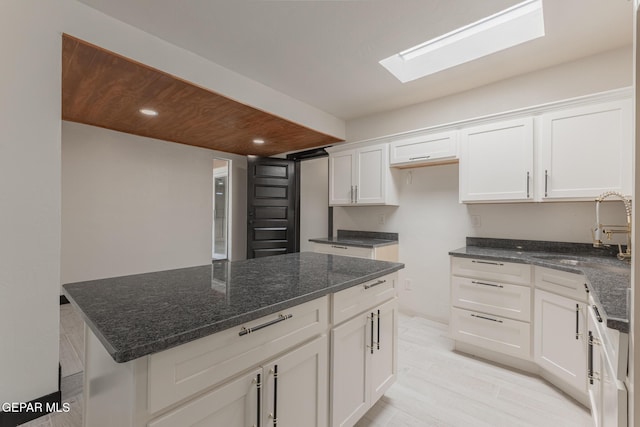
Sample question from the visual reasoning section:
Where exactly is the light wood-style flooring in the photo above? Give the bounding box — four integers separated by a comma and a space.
20, 309, 591, 427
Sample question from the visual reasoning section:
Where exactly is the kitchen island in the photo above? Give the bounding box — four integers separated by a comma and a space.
63, 252, 404, 427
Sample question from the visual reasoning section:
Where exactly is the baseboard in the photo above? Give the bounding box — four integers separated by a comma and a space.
60, 295, 70, 305
0, 366, 62, 427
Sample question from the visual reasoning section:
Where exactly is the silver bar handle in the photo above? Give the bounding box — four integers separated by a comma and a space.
544, 169, 549, 197
471, 260, 504, 266
526, 171, 530, 198
331, 245, 348, 250
239, 314, 293, 336
471, 280, 504, 289
409, 155, 431, 161
364, 279, 386, 290
350, 186, 354, 204
471, 313, 503, 323
354, 185, 358, 203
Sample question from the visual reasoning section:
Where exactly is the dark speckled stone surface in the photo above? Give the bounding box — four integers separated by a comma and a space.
310, 229, 399, 248
450, 238, 630, 333
63, 252, 404, 363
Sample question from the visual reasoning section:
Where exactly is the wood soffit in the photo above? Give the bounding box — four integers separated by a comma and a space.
61, 34, 342, 156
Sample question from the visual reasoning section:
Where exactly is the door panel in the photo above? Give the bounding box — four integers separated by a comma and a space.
370, 298, 397, 403
247, 157, 296, 258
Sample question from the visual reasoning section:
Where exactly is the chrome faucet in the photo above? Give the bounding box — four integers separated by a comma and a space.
592, 191, 632, 261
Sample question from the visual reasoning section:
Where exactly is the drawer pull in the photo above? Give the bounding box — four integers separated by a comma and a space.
471, 280, 504, 289
364, 279, 386, 290
471, 313, 503, 323
239, 314, 293, 336
331, 245, 349, 249
471, 260, 504, 266
409, 155, 431, 161
592, 305, 603, 323
255, 374, 262, 427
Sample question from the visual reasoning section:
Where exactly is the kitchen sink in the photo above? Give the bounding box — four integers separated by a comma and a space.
531, 255, 630, 274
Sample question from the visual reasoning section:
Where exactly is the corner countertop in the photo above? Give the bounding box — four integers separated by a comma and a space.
63, 252, 404, 363
449, 238, 630, 333
309, 229, 399, 248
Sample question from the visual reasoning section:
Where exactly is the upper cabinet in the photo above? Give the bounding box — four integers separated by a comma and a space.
539, 99, 632, 200
389, 130, 458, 167
459, 118, 534, 203
328, 143, 399, 206
458, 92, 632, 203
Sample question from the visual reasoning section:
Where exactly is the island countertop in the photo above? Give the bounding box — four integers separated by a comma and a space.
63, 252, 404, 363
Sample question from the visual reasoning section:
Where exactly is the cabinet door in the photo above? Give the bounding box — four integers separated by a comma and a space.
539, 99, 632, 200
356, 144, 387, 204
263, 335, 328, 427
459, 117, 533, 202
389, 130, 457, 166
147, 368, 261, 427
331, 314, 369, 427
534, 290, 587, 394
329, 150, 355, 205
588, 308, 603, 427
369, 298, 397, 404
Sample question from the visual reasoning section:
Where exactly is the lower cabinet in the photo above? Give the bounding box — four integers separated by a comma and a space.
588, 304, 627, 427
331, 298, 397, 427
148, 335, 328, 427
534, 289, 587, 394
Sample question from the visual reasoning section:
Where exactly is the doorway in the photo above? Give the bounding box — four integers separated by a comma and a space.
213, 159, 230, 261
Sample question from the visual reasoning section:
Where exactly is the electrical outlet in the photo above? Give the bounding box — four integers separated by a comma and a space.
378, 214, 386, 225
470, 215, 481, 228
404, 279, 412, 290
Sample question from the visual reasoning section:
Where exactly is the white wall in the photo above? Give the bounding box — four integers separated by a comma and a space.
61, 122, 247, 285
0, 1, 62, 404
337, 48, 633, 322
300, 157, 329, 251
335, 165, 628, 322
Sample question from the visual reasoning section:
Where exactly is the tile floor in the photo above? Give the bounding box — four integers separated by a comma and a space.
19, 309, 592, 427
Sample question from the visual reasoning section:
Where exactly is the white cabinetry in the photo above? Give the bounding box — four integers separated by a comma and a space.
588, 301, 628, 427
148, 335, 327, 427
389, 130, 457, 167
312, 242, 399, 262
328, 143, 398, 206
331, 275, 398, 427
450, 257, 532, 359
459, 117, 534, 202
539, 99, 632, 200
534, 289, 587, 394
533, 266, 589, 401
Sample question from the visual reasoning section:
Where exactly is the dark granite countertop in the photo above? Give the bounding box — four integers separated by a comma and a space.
449, 238, 630, 333
63, 252, 404, 363
310, 229, 398, 248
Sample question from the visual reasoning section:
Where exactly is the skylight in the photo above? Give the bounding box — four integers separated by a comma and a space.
379, 0, 545, 83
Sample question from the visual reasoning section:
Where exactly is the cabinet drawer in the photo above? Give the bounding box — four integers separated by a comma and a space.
535, 266, 587, 302
332, 273, 396, 325
450, 307, 531, 359
451, 276, 531, 322
451, 257, 532, 285
389, 130, 457, 166
147, 296, 329, 414
313, 243, 374, 259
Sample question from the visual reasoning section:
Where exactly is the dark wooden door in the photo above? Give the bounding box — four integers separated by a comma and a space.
247, 157, 297, 258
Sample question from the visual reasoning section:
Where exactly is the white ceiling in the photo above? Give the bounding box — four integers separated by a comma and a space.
76, 0, 632, 121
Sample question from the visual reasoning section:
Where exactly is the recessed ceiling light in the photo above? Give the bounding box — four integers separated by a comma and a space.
253, 139, 265, 144
379, 0, 545, 83
139, 108, 158, 116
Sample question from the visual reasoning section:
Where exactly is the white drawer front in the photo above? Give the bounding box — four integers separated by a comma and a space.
332, 273, 396, 325
147, 296, 329, 414
451, 276, 531, 322
451, 257, 532, 285
450, 307, 531, 360
535, 266, 587, 302
313, 243, 374, 259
